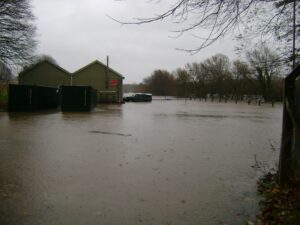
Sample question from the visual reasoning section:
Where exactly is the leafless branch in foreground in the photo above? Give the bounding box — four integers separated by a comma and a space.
0, 0, 37, 69
110, 0, 298, 56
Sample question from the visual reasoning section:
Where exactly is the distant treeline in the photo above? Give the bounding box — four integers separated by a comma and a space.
127, 48, 285, 102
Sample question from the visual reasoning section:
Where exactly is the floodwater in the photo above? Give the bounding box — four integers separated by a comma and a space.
0, 100, 282, 225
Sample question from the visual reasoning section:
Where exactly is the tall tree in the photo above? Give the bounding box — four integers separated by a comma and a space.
231, 60, 255, 99
0, 62, 13, 81
35, 55, 58, 65
173, 68, 191, 98
200, 54, 232, 97
0, 0, 37, 67
143, 70, 176, 96
246, 43, 281, 101
20, 54, 58, 74
185, 62, 208, 99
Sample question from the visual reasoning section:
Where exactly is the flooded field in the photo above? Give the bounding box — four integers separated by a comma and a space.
0, 100, 282, 225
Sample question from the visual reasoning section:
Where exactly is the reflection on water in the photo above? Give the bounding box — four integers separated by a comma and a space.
0, 101, 282, 225
157, 112, 270, 119
89, 130, 132, 137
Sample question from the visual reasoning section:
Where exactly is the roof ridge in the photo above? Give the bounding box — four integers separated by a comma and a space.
72, 59, 124, 78
19, 59, 71, 75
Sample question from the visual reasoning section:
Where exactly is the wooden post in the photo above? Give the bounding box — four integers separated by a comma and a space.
279, 66, 300, 185
279, 86, 294, 184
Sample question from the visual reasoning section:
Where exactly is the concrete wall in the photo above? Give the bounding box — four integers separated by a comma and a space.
19, 61, 71, 87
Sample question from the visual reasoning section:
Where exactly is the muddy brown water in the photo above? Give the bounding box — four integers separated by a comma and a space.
0, 100, 282, 225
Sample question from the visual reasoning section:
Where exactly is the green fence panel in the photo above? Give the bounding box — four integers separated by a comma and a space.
8, 84, 59, 111
61, 86, 97, 112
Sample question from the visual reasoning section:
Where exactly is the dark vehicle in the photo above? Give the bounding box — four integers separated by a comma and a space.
123, 93, 152, 102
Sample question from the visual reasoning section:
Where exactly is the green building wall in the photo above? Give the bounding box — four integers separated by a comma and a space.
72, 61, 123, 103
18, 59, 124, 103
19, 61, 71, 87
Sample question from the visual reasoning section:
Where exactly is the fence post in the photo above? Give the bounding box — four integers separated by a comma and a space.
279, 66, 300, 185
279, 93, 294, 184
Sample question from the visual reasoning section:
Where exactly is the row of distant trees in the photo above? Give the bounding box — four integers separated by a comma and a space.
131, 43, 283, 102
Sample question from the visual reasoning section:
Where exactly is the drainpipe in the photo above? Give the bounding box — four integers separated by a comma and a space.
106, 56, 109, 90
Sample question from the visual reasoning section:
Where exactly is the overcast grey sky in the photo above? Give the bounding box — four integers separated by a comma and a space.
32, 0, 237, 83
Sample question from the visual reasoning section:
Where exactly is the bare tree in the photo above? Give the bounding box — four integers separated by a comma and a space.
20, 54, 58, 73
34, 55, 58, 65
143, 70, 176, 96
232, 60, 250, 81
185, 62, 208, 99
200, 54, 232, 98
0, 0, 37, 68
173, 68, 191, 98
0, 62, 13, 81
235, 0, 300, 67
231, 60, 254, 101
113, 0, 298, 67
136, 53, 283, 100
246, 43, 281, 101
